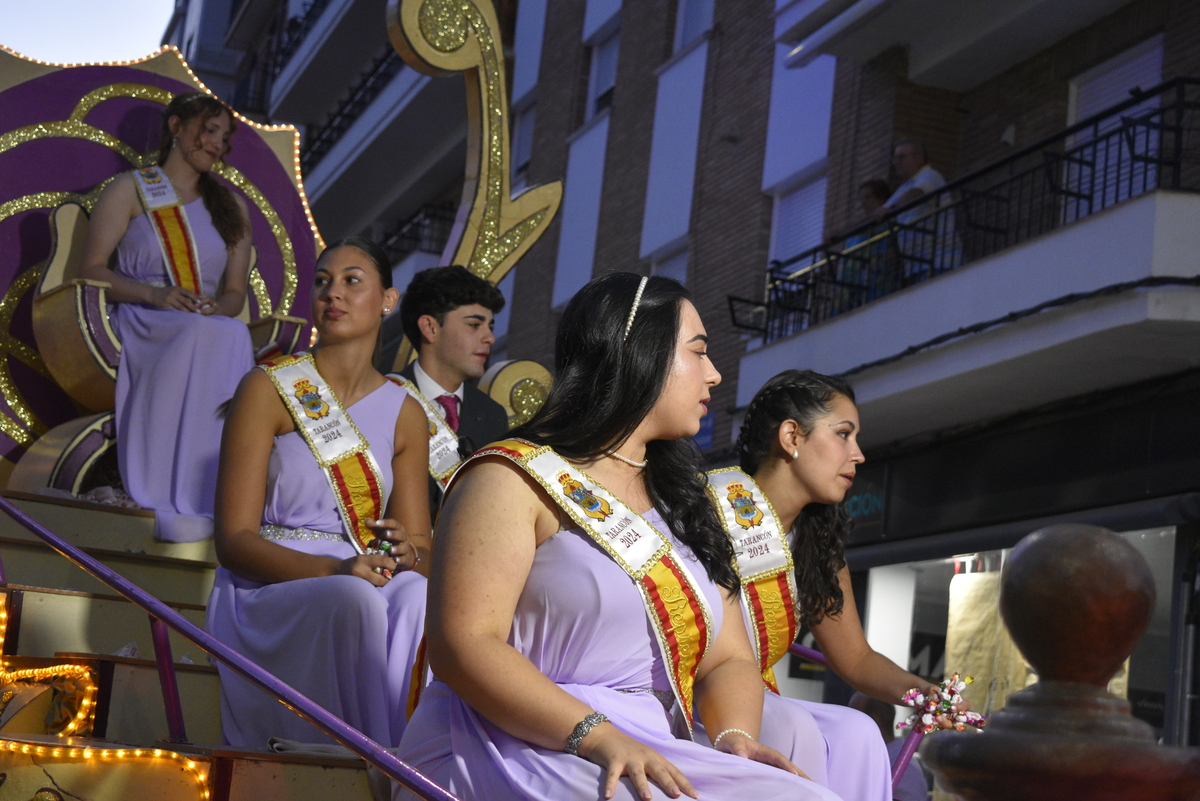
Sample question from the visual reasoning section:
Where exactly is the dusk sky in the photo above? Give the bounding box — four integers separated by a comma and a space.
1, 0, 175, 64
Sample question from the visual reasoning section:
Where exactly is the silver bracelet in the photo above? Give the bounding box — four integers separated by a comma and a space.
711, 728, 753, 749
565, 712, 609, 755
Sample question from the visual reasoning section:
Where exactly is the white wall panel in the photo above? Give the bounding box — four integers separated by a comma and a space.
639, 41, 708, 259
583, 0, 622, 42
512, 0, 548, 105
553, 116, 611, 307
762, 51, 834, 192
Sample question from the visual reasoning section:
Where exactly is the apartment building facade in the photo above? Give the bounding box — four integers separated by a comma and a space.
753, 0, 1200, 742
166, 0, 1200, 740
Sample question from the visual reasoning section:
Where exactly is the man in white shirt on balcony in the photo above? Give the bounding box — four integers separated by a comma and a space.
876, 139, 954, 282
879, 139, 946, 222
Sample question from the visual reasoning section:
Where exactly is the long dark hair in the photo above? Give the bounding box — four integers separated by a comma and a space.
736, 369, 857, 626
157, 91, 246, 249
511, 272, 739, 592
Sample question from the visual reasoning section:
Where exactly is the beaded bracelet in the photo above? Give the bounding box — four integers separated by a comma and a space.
565, 712, 610, 755
711, 728, 753, 749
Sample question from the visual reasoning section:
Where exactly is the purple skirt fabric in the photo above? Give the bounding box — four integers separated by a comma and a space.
207, 381, 427, 748
396, 508, 844, 801
113, 194, 253, 542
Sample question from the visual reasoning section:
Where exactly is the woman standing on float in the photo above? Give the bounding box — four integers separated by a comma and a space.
206, 237, 430, 748
397, 273, 842, 801
706, 369, 951, 800
80, 91, 254, 542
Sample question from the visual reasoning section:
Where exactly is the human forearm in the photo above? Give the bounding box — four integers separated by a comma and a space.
214, 527, 342, 584
80, 262, 157, 305
831, 648, 925, 704
212, 287, 245, 317
693, 656, 766, 741
429, 634, 597, 751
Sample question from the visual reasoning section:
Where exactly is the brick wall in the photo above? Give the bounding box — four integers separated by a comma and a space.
688, 0, 776, 445
506, 0, 780, 445
823, 0, 1196, 238
505, 0, 588, 369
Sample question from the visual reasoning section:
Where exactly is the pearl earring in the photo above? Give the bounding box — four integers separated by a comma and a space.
792, 450, 798, 459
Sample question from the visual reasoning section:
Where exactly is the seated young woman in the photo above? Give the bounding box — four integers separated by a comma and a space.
206, 237, 430, 748
79, 91, 255, 541
396, 274, 843, 801
705, 369, 967, 800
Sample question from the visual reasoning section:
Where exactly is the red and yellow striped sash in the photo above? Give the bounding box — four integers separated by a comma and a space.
260, 353, 386, 553
131, 166, 203, 295
472, 439, 713, 729
705, 468, 799, 693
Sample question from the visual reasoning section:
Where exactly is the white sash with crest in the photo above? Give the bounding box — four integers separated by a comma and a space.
261, 353, 386, 553
385, 373, 462, 490
705, 467, 799, 693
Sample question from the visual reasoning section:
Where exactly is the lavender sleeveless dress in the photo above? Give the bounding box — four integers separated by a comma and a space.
113, 194, 254, 542
206, 381, 427, 748
396, 506, 844, 801
701, 530, 890, 801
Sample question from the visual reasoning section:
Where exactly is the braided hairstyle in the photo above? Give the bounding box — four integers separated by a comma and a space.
512, 272, 739, 592
157, 91, 246, 249
735, 369, 857, 626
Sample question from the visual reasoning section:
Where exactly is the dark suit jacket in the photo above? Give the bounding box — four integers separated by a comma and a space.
397, 362, 509, 519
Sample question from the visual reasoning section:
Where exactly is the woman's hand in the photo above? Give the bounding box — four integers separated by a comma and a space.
918, 682, 972, 729
365, 517, 420, 572
149, 284, 203, 312
714, 732, 808, 779
576, 723, 698, 801
335, 552, 399, 587
197, 295, 219, 314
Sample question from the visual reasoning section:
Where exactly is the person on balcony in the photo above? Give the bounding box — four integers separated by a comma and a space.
396, 273, 843, 801
713, 369, 967, 800
875, 140, 952, 283
391, 265, 509, 518
79, 91, 254, 542
206, 237, 431, 748
877, 140, 946, 220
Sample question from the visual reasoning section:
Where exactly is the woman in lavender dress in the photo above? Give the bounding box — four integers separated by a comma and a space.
80, 92, 254, 542
397, 274, 843, 801
730, 369, 969, 800
206, 237, 431, 748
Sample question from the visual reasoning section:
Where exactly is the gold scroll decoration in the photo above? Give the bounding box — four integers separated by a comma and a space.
478, 359, 554, 428
386, 0, 564, 382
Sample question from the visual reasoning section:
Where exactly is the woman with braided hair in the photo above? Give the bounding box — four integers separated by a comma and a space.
703, 369, 962, 800
396, 275, 843, 801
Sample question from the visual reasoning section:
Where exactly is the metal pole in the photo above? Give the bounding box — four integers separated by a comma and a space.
0, 495, 459, 801
149, 614, 189, 743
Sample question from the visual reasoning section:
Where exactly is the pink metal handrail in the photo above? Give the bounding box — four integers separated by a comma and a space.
788, 642, 924, 790
0, 495, 459, 801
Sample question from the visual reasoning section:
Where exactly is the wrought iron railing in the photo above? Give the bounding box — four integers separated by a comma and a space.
731, 78, 1200, 343
382, 203, 457, 264
0, 496, 458, 801
272, 0, 332, 78
301, 48, 404, 173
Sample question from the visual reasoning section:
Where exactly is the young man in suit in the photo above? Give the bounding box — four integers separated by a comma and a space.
397, 265, 509, 515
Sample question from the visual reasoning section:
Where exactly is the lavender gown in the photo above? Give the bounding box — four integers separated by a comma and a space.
396, 507, 844, 801
113, 195, 254, 542
206, 381, 427, 748
699, 528, 891, 801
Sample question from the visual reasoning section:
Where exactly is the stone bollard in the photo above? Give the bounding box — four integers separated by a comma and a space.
921, 523, 1200, 800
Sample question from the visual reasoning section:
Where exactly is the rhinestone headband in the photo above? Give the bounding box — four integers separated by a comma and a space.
623, 276, 649, 342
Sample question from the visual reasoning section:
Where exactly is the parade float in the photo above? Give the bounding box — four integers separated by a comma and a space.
0, 0, 558, 795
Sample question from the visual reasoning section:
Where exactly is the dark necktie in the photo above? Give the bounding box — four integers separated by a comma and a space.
436, 394, 461, 432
